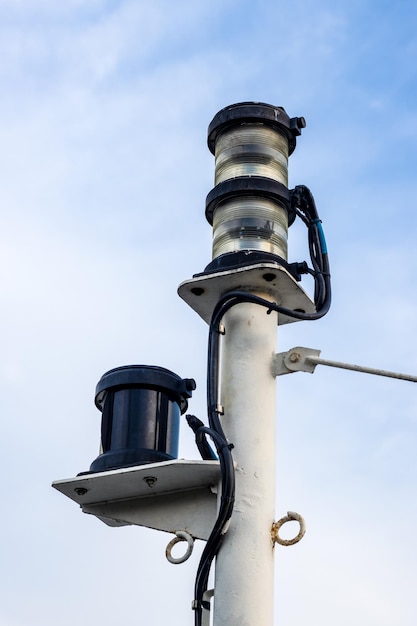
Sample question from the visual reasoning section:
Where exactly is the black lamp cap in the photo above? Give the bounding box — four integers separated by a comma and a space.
205, 176, 294, 226
95, 365, 196, 414
207, 101, 306, 156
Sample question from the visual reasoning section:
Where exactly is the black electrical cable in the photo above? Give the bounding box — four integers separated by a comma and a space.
191, 304, 236, 626
291, 184, 331, 315
192, 425, 234, 624
191, 186, 331, 626
186, 415, 218, 461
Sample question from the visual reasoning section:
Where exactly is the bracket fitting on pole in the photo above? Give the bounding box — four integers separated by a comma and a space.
273, 346, 417, 382
272, 346, 321, 376
272, 511, 306, 546
165, 530, 195, 564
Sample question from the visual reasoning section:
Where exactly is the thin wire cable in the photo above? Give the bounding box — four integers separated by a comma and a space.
306, 355, 417, 383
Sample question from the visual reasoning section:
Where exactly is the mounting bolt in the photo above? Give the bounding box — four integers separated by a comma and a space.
288, 351, 300, 363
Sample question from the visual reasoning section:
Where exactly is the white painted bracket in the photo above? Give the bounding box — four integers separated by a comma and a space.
52, 459, 221, 540
272, 346, 321, 376
178, 263, 315, 326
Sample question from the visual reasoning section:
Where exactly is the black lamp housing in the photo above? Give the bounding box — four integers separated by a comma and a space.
203, 101, 306, 275
89, 365, 196, 473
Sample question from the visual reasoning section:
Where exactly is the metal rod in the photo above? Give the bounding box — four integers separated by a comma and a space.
306, 355, 417, 383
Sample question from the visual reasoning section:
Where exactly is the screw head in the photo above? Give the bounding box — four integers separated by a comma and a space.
191, 287, 204, 296
288, 352, 300, 363
144, 476, 157, 488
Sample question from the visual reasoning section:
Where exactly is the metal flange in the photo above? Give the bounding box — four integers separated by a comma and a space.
178, 263, 315, 326
52, 459, 221, 540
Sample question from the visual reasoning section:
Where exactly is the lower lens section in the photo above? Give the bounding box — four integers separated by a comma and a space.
212, 197, 288, 260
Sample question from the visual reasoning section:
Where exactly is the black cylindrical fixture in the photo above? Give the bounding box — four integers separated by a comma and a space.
89, 365, 196, 473
205, 102, 305, 270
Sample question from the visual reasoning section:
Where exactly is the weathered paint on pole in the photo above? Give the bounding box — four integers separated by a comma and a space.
213, 300, 278, 626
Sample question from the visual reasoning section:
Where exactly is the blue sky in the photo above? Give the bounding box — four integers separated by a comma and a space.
0, 1, 416, 624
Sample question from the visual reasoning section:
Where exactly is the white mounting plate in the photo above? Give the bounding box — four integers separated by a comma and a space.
52, 459, 220, 505
273, 346, 321, 376
178, 263, 315, 326
52, 459, 220, 540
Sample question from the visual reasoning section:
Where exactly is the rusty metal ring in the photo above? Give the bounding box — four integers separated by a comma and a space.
165, 530, 194, 564
272, 511, 306, 546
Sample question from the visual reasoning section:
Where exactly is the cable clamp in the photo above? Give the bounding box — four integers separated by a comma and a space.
216, 440, 234, 454
311, 218, 327, 253
266, 303, 278, 315
191, 599, 211, 611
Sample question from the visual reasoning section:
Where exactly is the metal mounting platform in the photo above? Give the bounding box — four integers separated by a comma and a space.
52, 459, 221, 540
178, 263, 315, 325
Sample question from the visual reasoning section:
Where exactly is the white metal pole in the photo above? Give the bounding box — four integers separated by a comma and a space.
213, 299, 278, 626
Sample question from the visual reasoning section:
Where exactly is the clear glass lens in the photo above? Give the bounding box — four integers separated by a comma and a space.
212, 197, 288, 259
215, 124, 289, 186
211, 122, 289, 260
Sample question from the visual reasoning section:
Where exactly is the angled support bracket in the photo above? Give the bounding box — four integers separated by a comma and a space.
273, 346, 417, 383
52, 459, 221, 540
272, 346, 321, 376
